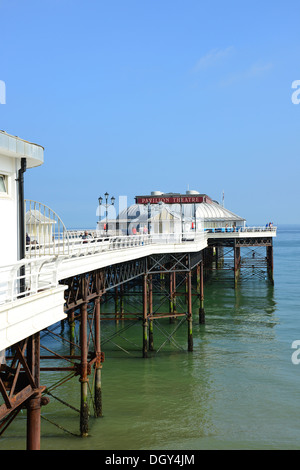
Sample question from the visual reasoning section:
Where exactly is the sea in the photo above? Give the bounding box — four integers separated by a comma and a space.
1, 224, 300, 451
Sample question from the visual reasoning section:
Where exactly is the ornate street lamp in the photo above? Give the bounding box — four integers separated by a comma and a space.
98, 192, 115, 234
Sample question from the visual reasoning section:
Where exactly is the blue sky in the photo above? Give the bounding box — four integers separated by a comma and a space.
1, 0, 300, 227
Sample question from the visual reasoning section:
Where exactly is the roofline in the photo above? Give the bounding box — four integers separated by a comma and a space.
0, 130, 44, 168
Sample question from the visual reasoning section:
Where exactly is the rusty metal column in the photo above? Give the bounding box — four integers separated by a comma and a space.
94, 294, 102, 417
26, 333, 41, 450
143, 274, 148, 358
169, 272, 175, 322
198, 262, 205, 324
215, 246, 219, 268
234, 242, 241, 287
148, 275, 154, 351
80, 275, 89, 437
172, 271, 177, 315
267, 241, 274, 285
115, 286, 119, 323
187, 270, 193, 351
120, 283, 125, 320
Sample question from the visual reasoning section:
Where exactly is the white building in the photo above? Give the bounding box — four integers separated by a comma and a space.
0, 131, 44, 265
0, 131, 66, 354
117, 190, 246, 235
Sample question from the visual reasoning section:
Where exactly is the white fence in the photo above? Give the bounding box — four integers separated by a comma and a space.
204, 226, 277, 234
0, 257, 59, 305
63, 231, 206, 257
1, 222, 277, 307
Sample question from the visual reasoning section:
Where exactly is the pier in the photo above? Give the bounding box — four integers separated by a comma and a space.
0, 131, 276, 449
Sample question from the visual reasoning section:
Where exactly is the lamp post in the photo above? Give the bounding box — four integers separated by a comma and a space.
180, 197, 184, 239
147, 202, 151, 234
98, 192, 115, 234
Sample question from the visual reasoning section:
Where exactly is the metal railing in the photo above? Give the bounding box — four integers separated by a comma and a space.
25, 200, 69, 257
0, 256, 59, 305
204, 226, 277, 234
1, 231, 207, 305
24, 200, 276, 260
63, 231, 207, 258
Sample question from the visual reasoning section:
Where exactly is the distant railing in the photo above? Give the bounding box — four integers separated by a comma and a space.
204, 226, 277, 234
64, 231, 206, 257
24, 201, 276, 260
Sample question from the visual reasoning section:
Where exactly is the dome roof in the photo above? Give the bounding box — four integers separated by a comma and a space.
118, 201, 245, 223
195, 202, 245, 221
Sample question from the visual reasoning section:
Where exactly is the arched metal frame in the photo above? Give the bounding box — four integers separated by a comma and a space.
25, 200, 70, 257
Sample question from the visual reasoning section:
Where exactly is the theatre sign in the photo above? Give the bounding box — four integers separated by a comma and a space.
135, 193, 213, 205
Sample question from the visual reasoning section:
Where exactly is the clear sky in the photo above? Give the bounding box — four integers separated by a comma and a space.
1, 0, 300, 228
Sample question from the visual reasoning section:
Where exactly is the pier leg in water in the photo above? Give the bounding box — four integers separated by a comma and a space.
148, 275, 154, 351
267, 242, 274, 285
80, 299, 89, 436
120, 283, 125, 320
197, 262, 205, 324
94, 295, 102, 417
115, 286, 119, 324
26, 333, 44, 450
187, 270, 193, 351
234, 243, 241, 288
169, 271, 175, 323
143, 274, 148, 358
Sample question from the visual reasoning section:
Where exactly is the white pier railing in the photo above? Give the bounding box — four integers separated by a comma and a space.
204, 226, 277, 234
24, 200, 277, 260
0, 256, 59, 305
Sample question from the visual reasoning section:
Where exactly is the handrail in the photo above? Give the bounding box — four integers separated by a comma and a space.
61, 232, 207, 258
204, 226, 277, 233
2, 225, 276, 305
25, 223, 277, 260
24, 200, 277, 259
0, 256, 59, 305
1, 232, 207, 305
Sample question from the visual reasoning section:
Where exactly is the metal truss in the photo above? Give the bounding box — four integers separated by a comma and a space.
147, 252, 202, 274
62, 258, 148, 311
239, 245, 269, 282
0, 335, 46, 443
105, 257, 147, 290
235, 237, 273, 247
208, 236, 273, 248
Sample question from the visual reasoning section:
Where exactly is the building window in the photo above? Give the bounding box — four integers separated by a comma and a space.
0, 175, 7, 193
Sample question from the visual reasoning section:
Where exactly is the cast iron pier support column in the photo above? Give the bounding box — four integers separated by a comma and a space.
26, 333, 42, 450
143, 274, 148, 358
267, 242, 274, 285
148, 275, 154, 351
187, 270, 193, 351
79, 278, 89, 436
197, 262, 205, 324
234, 243, 241, 287
94, 294, 102, 417
169, 271, 176, 322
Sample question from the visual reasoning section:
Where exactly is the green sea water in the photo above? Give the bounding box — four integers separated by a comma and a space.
1, 225, 300, 450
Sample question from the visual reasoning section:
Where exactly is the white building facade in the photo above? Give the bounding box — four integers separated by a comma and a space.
0, 131, 66, 353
